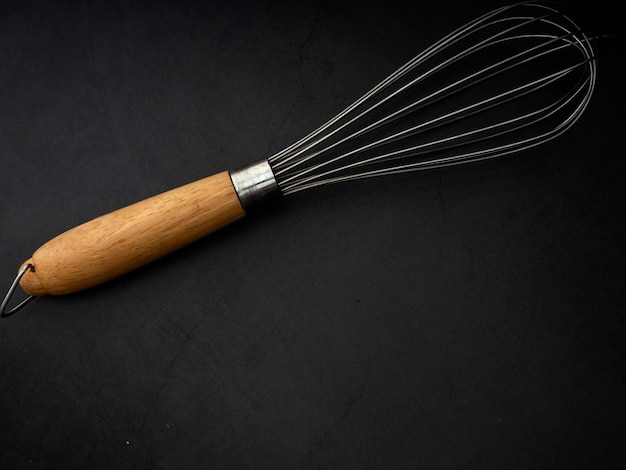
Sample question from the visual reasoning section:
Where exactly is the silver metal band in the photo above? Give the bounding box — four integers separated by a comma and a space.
230, 159, 281, 211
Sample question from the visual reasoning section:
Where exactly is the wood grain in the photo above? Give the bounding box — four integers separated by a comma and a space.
19, 171, 246, 296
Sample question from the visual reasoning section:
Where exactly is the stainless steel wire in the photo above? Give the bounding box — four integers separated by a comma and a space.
267, 2, 598, 195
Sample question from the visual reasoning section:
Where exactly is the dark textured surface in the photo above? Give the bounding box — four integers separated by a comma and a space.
1, 1, 624, 468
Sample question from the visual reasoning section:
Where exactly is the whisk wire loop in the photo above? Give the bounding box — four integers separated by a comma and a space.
268, 2, 598, 195
277, 36, 588, 186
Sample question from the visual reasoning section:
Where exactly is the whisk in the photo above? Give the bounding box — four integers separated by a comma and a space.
1, 2, 600, 315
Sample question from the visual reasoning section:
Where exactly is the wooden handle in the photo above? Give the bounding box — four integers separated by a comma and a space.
19, 171, 246, 296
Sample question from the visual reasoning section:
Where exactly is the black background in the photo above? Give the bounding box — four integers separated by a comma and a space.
1, 1, 624, 468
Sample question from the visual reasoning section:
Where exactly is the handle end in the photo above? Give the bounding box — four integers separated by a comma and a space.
19, 259, 46, 296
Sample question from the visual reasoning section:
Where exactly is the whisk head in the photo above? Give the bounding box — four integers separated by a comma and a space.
267, 2, 599, 195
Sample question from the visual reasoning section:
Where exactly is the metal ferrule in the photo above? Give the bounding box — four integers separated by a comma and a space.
230, 159, 281, 211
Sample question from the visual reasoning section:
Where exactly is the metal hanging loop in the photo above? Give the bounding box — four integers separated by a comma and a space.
1, 263, 36, 318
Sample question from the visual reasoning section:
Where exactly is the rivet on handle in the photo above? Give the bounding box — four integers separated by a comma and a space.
1, 263, 36, 318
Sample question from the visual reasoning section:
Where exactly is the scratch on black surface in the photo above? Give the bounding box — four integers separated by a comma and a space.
264, 10, 320, 158
135, 295, 220, 466
0, 339, 34, 375
311, 355, 377, 450
313, 391, 363, 449
295, 10, 320, 96
139, 313, 211, 425
437, 169, 447, 223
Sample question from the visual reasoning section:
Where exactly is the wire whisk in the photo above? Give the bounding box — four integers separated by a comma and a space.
2, 2, 605, 314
